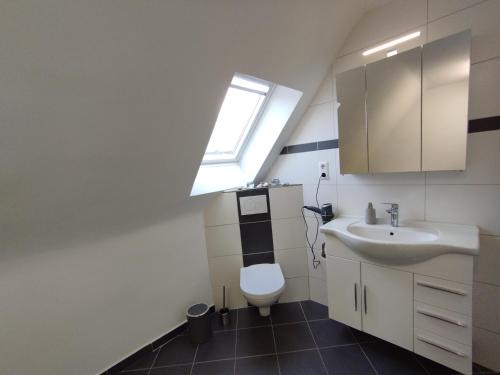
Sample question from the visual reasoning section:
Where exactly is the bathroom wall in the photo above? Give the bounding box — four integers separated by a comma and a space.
204, 185, 309, 308
0, 210, 213, 375
266, 0, 500, 370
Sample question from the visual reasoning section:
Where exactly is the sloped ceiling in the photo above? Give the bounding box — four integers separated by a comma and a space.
0, 0, 366, 252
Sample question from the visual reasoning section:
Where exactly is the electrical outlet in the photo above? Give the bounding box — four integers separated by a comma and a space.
319, 161, 329, 180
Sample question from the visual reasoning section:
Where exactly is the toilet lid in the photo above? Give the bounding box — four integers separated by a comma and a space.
240, 263, 285, 296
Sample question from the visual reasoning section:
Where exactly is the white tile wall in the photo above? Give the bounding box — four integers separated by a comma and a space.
208, 255, 246, 309
427, 0, 500, 63
307, 248, 327, 279
425, 185, 500, 236
275, 248, 308, 278
266, 0, 500, 370
280, 277, 309, 303
287, 101, 336, 145
428, 0, 485, 21
310, 70, 334, 105
269, 185, 304, 219
338, 184, 426, 221
272, 217, 306, 250
473, 282, 500, 333
473, 328, 500, 370
309, 276, 328, 306
268, 149, 337, 186
204, 192, 238, 226
474, 236, 500, 286
205, 224, 242, 257
469, 59, 500, 120
426, 131, 500, 185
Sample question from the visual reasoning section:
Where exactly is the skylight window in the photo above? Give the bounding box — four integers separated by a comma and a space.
203, 74, 271, 163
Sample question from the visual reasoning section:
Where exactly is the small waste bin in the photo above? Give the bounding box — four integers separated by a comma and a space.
186, 303, 212, 344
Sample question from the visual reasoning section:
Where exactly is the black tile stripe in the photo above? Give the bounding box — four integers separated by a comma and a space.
468, 116, 500, 133
318, 139, 339, 150
243, 251, 275, 267
280, 116, 499, 155
237, 188, 275, 268
280, 139, 338, 155
287, 142, 317, 154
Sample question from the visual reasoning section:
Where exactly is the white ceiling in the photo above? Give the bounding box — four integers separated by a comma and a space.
0, 0, 368, 252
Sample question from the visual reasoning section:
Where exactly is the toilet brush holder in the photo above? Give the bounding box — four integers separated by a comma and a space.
219, 308, 230, 326
219, 285, 231, 326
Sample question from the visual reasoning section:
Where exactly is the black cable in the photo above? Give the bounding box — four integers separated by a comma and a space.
302, 175, 322, 269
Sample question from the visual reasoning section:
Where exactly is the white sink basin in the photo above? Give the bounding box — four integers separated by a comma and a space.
320, 217, 479, 265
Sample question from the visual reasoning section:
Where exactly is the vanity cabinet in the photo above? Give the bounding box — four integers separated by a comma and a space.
325, 237, 474, 375
327, 257, 413, 350
336, 30, 471, 174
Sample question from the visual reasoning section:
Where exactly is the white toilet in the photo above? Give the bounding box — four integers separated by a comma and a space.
240, 263, 285, 317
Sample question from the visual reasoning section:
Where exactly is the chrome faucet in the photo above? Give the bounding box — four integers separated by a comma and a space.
382, 203, 399, 227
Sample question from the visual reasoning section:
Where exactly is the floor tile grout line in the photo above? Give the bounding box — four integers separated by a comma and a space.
146, 348, 162, 375
190, 344, 367, 366
298, 301, 329, 374
188, 344, 199, 375
412, 353, 432, 375
269, 314, 282, 375
233, 309, 239, 375
357, 343, 379, 375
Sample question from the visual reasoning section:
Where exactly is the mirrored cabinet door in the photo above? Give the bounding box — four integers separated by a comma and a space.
366, 47, 422, 173
337, 66, 368, 174
422, 30, 470, 171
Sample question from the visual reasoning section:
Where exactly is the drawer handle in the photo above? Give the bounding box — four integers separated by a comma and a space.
354, 283, 358, 311
416, 308, 467, 327
416, 281, 467, 296
417, 335, 467, 357
364, 285, 367, 315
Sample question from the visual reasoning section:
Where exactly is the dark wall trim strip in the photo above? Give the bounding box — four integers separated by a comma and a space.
281, 139, 339, 155
102, 306, 215, 374
468, 116, 500, 133
280, 116, 499, 155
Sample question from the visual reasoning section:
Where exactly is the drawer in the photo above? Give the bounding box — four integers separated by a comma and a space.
414, 275, 472, 315
414, 328, 472, 375
414, 302, 471, 345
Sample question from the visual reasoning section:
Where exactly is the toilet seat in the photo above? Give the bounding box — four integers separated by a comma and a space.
240, 263, 285, 299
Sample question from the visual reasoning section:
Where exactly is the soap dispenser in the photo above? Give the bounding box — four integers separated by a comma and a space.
365, 202, 376, 225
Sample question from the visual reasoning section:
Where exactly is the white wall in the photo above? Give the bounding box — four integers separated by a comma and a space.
0, 210, 212, 375
267, 0, 500, 370
0, 1, 367, 374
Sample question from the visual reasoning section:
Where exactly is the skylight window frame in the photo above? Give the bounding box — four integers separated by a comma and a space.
202, 75, 274, 165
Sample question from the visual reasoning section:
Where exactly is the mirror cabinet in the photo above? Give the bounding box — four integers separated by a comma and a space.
337, 30, 471, 174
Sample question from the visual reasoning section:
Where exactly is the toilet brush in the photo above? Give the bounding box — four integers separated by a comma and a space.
219, 285, 230, 326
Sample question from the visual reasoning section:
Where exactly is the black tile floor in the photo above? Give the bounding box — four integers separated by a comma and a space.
119, 300, 498, 375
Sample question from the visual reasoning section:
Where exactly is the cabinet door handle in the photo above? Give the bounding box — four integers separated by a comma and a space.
363, 285, 367, 314
354, 283, 358, 311
416, 335, 467, 357
416, 308, 467, 327
416, 281, 467, 296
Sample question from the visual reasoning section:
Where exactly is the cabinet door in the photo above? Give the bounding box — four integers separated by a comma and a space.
337, 66, 368, 174
326, 256, 362, 330
361, 263, 413, 350
366, 47, 421, 173
422, 31, 470, 171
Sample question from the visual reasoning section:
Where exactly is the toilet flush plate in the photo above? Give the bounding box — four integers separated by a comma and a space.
239, 195, 268, 215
